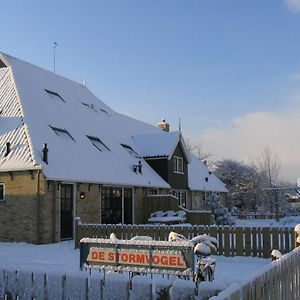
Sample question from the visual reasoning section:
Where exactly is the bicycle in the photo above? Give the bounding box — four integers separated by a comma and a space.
193, 242, 216, 296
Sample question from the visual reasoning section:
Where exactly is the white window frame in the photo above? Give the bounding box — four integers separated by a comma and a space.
173, 189, 187, 208
0, 183, 4, 201
173, 156, 184, 174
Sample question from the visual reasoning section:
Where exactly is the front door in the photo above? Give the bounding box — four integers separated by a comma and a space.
60, 184, 74, 239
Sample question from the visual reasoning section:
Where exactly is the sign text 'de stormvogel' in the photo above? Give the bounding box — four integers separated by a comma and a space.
87, 247, 186, 269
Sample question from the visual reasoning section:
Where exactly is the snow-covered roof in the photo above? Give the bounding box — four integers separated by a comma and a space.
132, 131, 191, 162
0, 52, 169, 188
188, 153, 228, 193
0, 52, 227, 192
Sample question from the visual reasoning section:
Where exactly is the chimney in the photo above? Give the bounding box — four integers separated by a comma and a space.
205, 177, 208, 182
5, 142, 10, 157
138, 161, 142, 174
158, 119, 170, 132
43, 143, 48, 164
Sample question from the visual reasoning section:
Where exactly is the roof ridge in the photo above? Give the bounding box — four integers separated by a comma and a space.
0, 52, 88, 91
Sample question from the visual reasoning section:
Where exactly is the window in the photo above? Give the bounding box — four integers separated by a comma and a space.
173, 156, 183, 173
87, 135, 110, 152
149, 189, 159, 195
173, 190, 186, 208
50, 126, 75, 142
45, 89, 65, 103
121, 144, 141, 158
82, 102, 97, 112
0, 183, 4, 201
100, 108, 109, 115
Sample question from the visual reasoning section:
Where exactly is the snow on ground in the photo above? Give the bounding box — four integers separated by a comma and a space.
0, 240, 79, 273
234, 215, 300, 227
0, 240, 270, 287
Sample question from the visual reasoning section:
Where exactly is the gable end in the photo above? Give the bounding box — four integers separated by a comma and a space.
0, 59, 6, 68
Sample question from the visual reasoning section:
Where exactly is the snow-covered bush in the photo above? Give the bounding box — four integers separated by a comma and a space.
207, 192, 235, 226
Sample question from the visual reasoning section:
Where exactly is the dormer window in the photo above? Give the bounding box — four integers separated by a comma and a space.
173, 156, 183, 174
45, 89, 65, 103
121, 144, 141, 158
50, 126, 75, 142
87, 135, 110, 152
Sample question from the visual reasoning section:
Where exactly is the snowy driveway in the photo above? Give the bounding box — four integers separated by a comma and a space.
0, 240, 270, 287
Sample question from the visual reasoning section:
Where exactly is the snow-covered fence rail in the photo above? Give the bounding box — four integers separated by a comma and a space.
0, 267, 220, 299
212, 245, 300, 300
75, 220, 295, 258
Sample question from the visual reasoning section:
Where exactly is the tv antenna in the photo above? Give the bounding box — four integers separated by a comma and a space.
53, 42, 58, 73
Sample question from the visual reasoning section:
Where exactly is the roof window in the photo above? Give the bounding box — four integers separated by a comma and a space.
50, 126, 75, 142
82, 102, 97, 112
87, 135, 110, 152
121, 144, 141, 158
45, 89, 65, 103
100, 108, 109, 115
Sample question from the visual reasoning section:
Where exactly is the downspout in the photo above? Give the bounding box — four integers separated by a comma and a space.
122, 187, 124, 224
36, 169, 41, 244
52, 181, 57, 242
132, 187, 135, 224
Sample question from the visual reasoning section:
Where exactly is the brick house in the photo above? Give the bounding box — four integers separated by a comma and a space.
0, 53, 227, 244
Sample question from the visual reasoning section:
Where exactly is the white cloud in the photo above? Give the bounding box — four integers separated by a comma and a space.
199, 107, 300, 182
284, 0, 300, 12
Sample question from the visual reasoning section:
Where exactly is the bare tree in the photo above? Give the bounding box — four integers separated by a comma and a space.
257, 146, 281, 188
257, 146, 281, 215
185, 138, 212, 161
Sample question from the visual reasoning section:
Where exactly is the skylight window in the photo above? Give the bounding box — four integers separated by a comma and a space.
100, 108, 109, 115
50, 126, 75, 142
121, 144, 141, 158
82, 102, 97, 112
45, 89, 65, 103
87, 135, 110, 152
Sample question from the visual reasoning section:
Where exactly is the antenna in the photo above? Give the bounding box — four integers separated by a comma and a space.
53, 42, 58, 73
179, 117, 181, 131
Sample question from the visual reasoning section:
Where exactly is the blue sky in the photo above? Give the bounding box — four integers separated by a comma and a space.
2, 0, 300, 180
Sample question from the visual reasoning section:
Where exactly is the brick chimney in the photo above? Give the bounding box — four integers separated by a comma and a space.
158, 119, 170, 132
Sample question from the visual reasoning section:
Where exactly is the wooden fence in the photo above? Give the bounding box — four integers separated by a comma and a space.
214, 245, 300, 300
0, 267, 222, 299
75, 220, 296, 258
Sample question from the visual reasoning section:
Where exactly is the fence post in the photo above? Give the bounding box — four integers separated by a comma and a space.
294, 224, 300, 248
262, 227, 271, 258
74, 217, 81, 249
244, 227, 251, 256
235, 227, 243, 256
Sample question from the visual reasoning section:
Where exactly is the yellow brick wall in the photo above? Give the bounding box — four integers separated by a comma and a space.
43, 180, 60, 243
76, 183, 101, 224
0, 170, 48, 243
